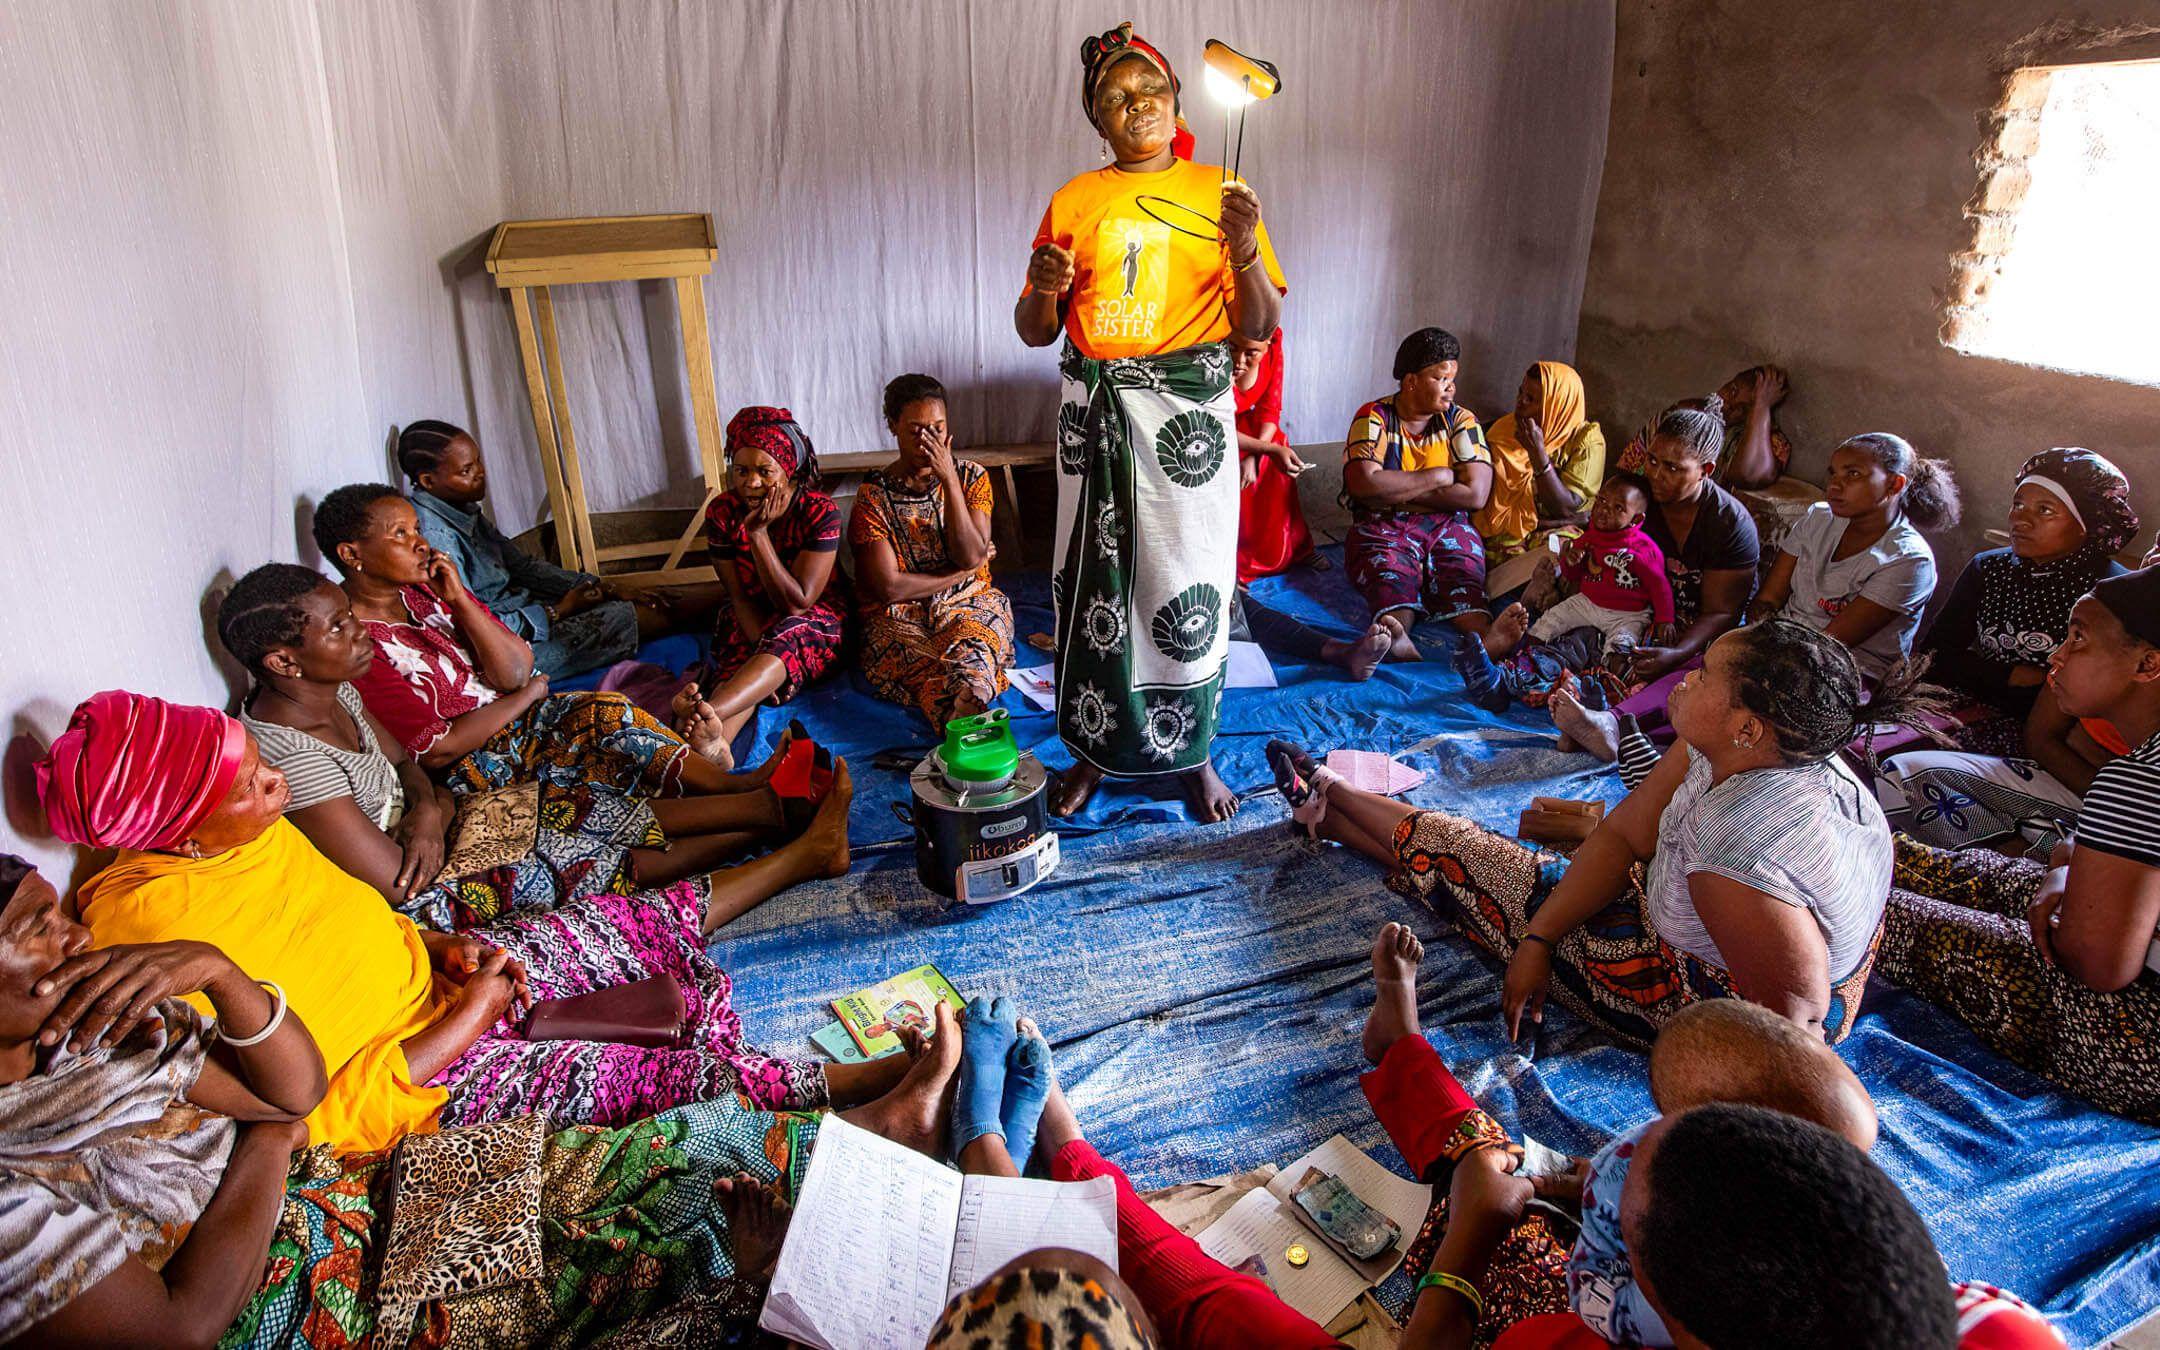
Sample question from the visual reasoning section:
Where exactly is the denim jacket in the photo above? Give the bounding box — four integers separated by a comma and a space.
409, 490, 590, 641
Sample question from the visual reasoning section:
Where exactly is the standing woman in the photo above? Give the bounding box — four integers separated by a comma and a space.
1016, 21, 1284, 822
677, 407, 850, 770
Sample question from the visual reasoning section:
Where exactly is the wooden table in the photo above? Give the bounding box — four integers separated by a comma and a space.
485, 213, 726, 585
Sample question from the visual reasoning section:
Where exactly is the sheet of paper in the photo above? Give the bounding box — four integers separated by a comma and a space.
1011, 664, 1057, 711
1264, 1135, 1434, 1285
1226, 640, 1277, 689
1324, 749, 1426, 796
759, 1115, 964, 1350
1195, 1186, 1367, 1324
947, 1173, 1119, 1298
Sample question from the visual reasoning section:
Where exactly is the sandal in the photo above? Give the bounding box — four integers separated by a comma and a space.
770, 737, 836, 833
1266, 740, 1337, 839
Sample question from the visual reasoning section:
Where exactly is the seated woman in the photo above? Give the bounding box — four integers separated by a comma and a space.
1881, 449, 2139, 852
1230, 328, 1317, 581
1271, 620, 1942, 1046
1474, 360, 1607, 564
1343, 327, 1497, 663
1615, 366, 1792, 491
399, 418, 673, 681
313, 482, 770, 802
0, 856, 969, 1346
218, 563, 849, 935
36, 691, 902, 1149
1549, 398, 1760, 758
1744, 432, 1959, 683
676, 406, 849, 769
1881, 569, 2160, 1123
850, 374, 1015, 728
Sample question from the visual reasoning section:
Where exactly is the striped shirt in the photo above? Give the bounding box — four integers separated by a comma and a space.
2077, 731, 2160, 871
240, 684, 404, 828
1646, 747, 1892, 982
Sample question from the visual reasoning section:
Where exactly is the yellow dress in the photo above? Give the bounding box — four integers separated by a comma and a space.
78, 818, 454, 1152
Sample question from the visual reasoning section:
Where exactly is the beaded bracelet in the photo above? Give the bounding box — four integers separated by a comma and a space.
1416, 1269, 1484, 1321
1230, 249, 1262, 273
221, 981, 288, 1048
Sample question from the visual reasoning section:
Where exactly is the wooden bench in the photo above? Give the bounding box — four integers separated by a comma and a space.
819, 442, 1055, 566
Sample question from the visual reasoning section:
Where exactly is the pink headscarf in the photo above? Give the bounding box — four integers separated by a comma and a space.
37, 691, 248, 852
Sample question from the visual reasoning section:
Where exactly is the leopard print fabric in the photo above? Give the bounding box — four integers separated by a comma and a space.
1881, 834, 2160, 1124
374, 1115, 546, 1341
926, 1265, 1157, 1350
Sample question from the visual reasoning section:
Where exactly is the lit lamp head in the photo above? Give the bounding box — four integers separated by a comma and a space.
1202, 40, 1281, 106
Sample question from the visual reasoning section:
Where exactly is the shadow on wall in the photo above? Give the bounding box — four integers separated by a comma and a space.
199, 567, 250, 716
3, 711, 115, 900
439, 230, 493, 450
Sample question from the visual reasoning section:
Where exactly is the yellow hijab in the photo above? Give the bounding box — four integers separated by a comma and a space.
1476, 360, 1589, 554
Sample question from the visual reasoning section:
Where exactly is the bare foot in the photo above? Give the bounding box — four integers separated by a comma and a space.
1031, 1080, 1084, 1174
1048, 761, 1103, 818
842, 1001, 964, 1158
1342, 624, 1392, 682
1363, 922, 1426, 1066
800, 759, 853, 879
1377, 612, 1423, 663
1484, 603, 1530, 659
678, 689, 735, 772
1177, 760, 1238, 823
1550, 688, 1621, 763
712, 1174, 791, 1283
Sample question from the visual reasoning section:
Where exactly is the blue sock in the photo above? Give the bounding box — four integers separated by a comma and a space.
1001, 1035, 1055, 1174
1451, 637, 1512, 713
952, 996, 1018, 1154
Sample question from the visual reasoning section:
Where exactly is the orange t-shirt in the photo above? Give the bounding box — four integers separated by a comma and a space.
1028, 160, 1286, 360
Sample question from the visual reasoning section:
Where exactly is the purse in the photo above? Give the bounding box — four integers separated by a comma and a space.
441, 781, 541, 877
521, 973, 689, 1048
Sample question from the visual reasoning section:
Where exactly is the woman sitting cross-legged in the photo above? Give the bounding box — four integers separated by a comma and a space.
0, 856, 973, 1347
1879, 567, 2160, 1123
1744, 432, 1959, 685
851, 374, 1016, 728
1879, 447, 2138, 853
675, 406, 851, 768
218, 563, 850, 936
1271, 619, 1946, 1046
36, 691, 904, 1151
313, 482, 800, 802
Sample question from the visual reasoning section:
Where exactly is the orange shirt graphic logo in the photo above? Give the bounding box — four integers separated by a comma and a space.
1089, 216, 1170, 345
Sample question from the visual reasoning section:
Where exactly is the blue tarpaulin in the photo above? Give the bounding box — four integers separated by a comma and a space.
708, 554, 2159, 1348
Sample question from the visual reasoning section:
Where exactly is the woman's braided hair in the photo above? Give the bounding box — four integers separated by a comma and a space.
1725, 618, 1955, 764
395, 419, 467, 482
1655, 394, 1725, 465
217, 562, 328, 678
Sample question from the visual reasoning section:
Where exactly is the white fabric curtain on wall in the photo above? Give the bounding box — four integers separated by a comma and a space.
0, 0, 1612, 870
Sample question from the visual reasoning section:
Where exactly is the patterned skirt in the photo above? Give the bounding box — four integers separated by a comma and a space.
706, 600, 848, 704
432, 879, 826, 1128
224, 1095, 822, 1348
861, 577, 1015, 727
1881, 835, 2160, 1123
1052, 339, 1238, 777
399, 783, 660, 933
1345, 509, 1488, 623
448, 690, 691, 800
1386, 808, 1877, 1046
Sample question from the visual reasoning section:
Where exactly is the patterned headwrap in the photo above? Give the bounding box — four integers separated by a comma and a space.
0, 855, 31, 905
1080, 21, 1196, 161
36, 691, 248, 853
725, 406, 820, 489
2094, 566, 2160, 648
2016, 447, 2139, 562
926, 1263, 1155, 1350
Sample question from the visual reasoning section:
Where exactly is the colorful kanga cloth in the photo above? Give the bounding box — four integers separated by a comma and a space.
350, 583, 510, 758
851, 461, 1016, 726
78, 819, 454, 1152
442, 687, 692, 803
224, 1094, 824, 1348
1477, 361, 1605, 559
701, 487, 849, 702
1052, 338, 1241, 776
0, 1002, 234, 1343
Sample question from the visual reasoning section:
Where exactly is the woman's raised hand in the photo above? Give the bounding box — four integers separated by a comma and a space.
33, 940, 233, 1052
1753, 366, 1789, 408
1519, 411, 1547, 460
921, 424, 960, 480
1027, 242, 1076, 296
1501, 941, 1552, 1042
422, 546, 469, 603
1220, 182, 1264, 261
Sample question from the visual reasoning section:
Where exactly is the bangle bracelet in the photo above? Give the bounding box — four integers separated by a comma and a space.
220, 981, 287, 1048
1416, 1270, 1484, 1321
1521, 932, 1557, 952
1230, 249, 1261, 273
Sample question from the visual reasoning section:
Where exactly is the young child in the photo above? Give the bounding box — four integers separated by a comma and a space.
399, 419, 670, 680
1453, 475, 1674, 711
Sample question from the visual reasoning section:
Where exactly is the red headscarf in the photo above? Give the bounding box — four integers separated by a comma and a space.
37, 691, 248, 852
725, 406, 820, 488
1080, 21, 1196, 161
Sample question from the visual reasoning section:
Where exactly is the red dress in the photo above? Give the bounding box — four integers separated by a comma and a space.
1234, 331, 1316, 583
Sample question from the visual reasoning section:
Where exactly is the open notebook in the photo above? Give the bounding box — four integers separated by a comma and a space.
759, 1115, 1119, 1350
